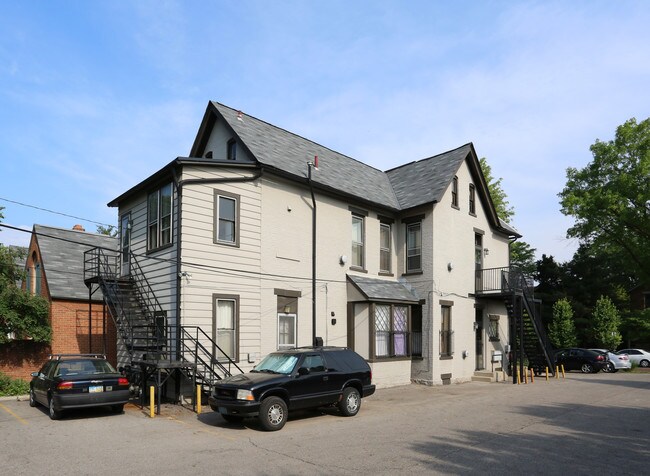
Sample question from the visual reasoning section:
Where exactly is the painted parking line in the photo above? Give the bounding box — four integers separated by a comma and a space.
0, 402, 29, 425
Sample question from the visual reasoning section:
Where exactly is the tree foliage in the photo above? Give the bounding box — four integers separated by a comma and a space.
590, 296, 622, 350
548, 298, 577, 348
96, 225, 118, 237
0, 207, 51, 344
559, 117, 650, 282
479, 157, 537, 273
480, 157, 514, 224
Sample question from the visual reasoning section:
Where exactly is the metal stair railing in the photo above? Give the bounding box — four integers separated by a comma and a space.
181, 326, 243, 390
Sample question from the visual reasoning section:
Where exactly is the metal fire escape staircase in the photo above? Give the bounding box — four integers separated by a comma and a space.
477, 267, 555, 380
84, 248, 242, 411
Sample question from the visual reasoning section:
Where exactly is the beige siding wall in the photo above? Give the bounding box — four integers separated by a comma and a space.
178, 165, 262, 367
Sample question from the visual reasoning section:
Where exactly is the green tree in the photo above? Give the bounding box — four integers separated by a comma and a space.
0, 207, 51, 343
559, 117, 650, 282
480, 157, 514, 224
548, 298, 577, 348
590, 296, 622, 350
479, 157, 536, 273
96, 225, 117, 237
510, 241, 537, 276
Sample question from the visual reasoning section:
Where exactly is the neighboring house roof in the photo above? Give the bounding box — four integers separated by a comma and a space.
32, 225, 117, 301
347, 275, 421, 304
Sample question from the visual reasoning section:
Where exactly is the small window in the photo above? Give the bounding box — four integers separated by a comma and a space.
440, 305, 453, 357
406, 222, 422, 272
227, 139, 237, 160
214, 190, 240, 246
278, 313, 297, 349
451, 176, 458, 208
469, 184, 476, 215
351, 214, 364, 269
488, 315, 500, 341
379, 223, 391, 273
147, 183, 173, 251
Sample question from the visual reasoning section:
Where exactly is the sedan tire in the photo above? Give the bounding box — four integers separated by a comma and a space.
48, 397, 61, 420
603, 362, 615, 373
29, 388, 37, 408
581, 363, 594, 373
259, 396, 288, 431
640, 359, 650, 368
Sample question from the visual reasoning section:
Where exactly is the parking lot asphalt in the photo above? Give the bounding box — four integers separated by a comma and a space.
2, 372, 649, 475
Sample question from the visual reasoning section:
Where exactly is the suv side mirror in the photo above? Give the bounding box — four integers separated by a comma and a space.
298, 367, 310, 376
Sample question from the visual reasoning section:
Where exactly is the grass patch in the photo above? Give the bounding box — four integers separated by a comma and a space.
0, 372, 30, 396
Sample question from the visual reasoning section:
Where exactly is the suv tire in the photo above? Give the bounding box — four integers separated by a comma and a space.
338, 387, 361, 417
259, 396, 287, 431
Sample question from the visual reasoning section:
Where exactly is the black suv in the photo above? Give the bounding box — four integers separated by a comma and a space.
208, 346, 375, 431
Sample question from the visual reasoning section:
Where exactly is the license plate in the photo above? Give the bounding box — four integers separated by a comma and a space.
218, 408, 228, 415
89, 386, 104, 393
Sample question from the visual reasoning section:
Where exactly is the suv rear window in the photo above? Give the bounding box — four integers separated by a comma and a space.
325, 349, 369, 372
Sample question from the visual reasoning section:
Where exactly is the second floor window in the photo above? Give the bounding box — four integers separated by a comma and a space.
214, 191, 239, 246
406, 222, 421, 272
451, 176, 458, 208
147, 183, 172, 251
379, 223, 391, 273
469, 184, 476, 215
351, 214, 364, 268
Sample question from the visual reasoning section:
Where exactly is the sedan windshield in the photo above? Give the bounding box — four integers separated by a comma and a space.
253, 353, 298, 375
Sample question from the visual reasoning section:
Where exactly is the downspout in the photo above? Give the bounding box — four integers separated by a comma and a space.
307, 162, 317, 346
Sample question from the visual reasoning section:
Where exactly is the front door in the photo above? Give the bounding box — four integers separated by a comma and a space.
475, 309, 484, 370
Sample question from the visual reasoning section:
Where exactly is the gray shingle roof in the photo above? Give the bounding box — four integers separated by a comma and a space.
212, 102, 400, 210
386, 144, 472, 210
347, 275, 421, 303
34, 225, 117, 301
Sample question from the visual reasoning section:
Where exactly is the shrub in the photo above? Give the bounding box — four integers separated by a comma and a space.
0, 372, 30, 396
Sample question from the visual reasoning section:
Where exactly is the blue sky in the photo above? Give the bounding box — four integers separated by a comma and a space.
1, 1, 649, 262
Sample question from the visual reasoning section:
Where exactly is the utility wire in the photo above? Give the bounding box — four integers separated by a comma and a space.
0, 197, 113, 227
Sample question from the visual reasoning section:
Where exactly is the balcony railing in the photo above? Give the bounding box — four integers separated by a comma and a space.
475, 267, 534, 296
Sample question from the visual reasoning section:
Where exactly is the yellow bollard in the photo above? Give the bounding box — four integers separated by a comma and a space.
561, 364, 566, 378
517, 370, 521, 385
530, 368, 534, 383
150, 385, 155, 418
555, 366, 559, 379
196, 385, 202, 414
545, 367, 549, 381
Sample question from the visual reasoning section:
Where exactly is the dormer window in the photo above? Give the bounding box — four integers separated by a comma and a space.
227, 139, 237, 161
469, 184, 476, 215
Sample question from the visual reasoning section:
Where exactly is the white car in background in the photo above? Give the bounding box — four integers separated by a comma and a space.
589, 349, 631, 372
618, 349, 650, 368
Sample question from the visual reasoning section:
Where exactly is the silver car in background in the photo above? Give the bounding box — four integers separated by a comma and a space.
589, 349, 631, 373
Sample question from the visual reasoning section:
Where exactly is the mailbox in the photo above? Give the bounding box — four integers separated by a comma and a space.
492, 350, 503, 362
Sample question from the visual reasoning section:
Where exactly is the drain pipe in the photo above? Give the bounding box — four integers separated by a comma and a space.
307, 158, 318, 346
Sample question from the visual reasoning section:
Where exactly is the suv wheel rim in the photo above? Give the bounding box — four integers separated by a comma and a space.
268, 403, 284, 425
346, 393, 359, 412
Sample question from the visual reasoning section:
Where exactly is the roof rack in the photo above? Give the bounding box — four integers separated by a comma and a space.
48, 354, 107, 360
